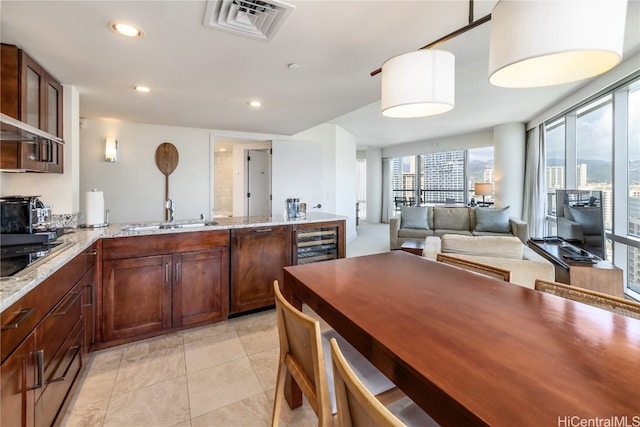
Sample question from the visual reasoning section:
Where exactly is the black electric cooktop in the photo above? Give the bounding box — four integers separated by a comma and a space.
0, 240, 70, 277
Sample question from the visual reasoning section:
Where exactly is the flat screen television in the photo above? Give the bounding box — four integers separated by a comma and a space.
555, 189, 605, 259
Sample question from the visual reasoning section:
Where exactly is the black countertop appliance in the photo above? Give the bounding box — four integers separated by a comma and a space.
0, 195, 62, 245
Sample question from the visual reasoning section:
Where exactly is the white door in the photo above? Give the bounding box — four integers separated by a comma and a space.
247, 149, 271, 216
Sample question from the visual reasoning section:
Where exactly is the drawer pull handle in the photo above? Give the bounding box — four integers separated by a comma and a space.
28, 350, 44, 390
49, 345, 81, 383
83, 283, 95, 307
1, 308, 34, 330
52, 291, 81, 317
254, 228, 272, 233
84, 250, 98, 256
165, 263, 170, 284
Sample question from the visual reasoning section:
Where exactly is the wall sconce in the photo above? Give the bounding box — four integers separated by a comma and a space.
105, 137, 118, 162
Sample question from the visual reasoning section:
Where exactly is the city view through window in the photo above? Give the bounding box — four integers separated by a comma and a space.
391, 147, 494, 211
545, 80, 640, 297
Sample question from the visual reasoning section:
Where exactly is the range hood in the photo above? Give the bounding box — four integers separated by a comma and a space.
0, 113, 64, 145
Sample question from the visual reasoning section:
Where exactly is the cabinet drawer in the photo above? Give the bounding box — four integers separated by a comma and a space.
103, 230, 230, 260
1, 251, 85, 363
36, 281, 82, 388
35, 320, 83, 427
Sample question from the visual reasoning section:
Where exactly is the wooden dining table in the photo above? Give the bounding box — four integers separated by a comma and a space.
282, 251, 640, 427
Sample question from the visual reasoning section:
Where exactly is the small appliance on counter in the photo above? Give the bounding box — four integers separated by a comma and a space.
0, 195, 63, 245
0, 195, 69, 277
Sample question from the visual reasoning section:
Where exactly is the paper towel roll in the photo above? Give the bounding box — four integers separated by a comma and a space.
85, 190, 105, 225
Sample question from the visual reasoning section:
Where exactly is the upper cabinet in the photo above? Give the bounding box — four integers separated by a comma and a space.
1, 43, 63, 173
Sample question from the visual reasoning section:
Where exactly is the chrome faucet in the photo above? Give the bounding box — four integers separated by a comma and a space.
165, 199, 175, 222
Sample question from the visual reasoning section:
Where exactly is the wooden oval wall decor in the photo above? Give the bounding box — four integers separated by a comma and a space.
155, 142, 179, 218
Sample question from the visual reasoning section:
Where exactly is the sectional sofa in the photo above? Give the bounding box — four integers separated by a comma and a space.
389, 206, 529, 250
390, 206, 555, 288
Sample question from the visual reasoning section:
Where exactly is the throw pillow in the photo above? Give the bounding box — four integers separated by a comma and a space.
433, 207, 470, 230
474, 206, 511, 233
568, 207, 601, 235
400, 206, 429, 229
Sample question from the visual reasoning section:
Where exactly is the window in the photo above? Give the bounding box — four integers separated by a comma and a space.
467, 147, 494, 204
356, 158, 366, 220
576, 96, 613, 231
391, 156, 417, 212
420, 150, 465, 204
544, 75, 640, 300
545, 118, 565, 235
390, 148, 493, 209
627, 81, 640, 295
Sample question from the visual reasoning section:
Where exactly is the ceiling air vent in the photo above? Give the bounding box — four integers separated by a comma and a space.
203, 0, 295, 42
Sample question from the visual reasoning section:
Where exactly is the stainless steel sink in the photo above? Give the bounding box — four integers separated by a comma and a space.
121, 220, 217, 232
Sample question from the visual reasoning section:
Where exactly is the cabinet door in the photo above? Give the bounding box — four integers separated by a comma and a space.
172, 248, 229, 327
1, 333, 37, 427
102, 255, 172, 341
230, 226, 292, 314
82, 268, 95, 353
21, 53, 43, 130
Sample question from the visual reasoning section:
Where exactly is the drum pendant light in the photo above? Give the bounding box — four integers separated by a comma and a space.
488, 0, 628, 88
381, 49, 455, 118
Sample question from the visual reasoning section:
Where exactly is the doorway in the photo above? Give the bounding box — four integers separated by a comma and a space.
246, 149, 271, 216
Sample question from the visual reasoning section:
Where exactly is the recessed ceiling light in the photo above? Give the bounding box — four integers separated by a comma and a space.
287, 63, 300, 71
110, 22, 144, 38
132, 85, 151, 93
248, 100, 262, 108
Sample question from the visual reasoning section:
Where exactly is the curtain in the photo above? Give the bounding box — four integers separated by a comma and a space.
523, 124, 547, 237
381, 157, 393, 223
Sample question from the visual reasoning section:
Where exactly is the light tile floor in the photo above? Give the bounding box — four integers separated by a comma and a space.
62, 309, 322, 427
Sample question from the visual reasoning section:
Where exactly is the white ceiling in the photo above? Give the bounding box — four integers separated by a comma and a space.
1, 0, 639, 149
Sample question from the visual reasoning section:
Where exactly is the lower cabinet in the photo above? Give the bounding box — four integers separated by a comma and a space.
1, 333, 36, 427
230, 226, 293, 314
102, 254, 172, 341
0, 244, 95, 427
101, 231, 230, 344
172, 249, 229, 327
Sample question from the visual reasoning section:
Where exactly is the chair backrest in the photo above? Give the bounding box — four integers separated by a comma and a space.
329, 338, 405, 427
534, 279, 640, 320
436, 253, 512, 282
272, 281, 333, 427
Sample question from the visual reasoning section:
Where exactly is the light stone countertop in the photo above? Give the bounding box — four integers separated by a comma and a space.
0, 212, 346, 313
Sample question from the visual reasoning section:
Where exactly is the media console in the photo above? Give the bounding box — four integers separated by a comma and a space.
527, 239, 623, 297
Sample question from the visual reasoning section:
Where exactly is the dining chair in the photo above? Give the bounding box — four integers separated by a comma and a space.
534, 279, 640, 319
436, 253, 512, 282
272, 281, 399, 427
329, 338, 440, 427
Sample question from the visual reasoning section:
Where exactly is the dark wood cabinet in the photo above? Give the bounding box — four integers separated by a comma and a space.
100, 231, 230, 345
0, 245, 94, 427
230, 226, 293, 314
81, 243, 99, 354
102, 254, 172, 341
1, 43, 63, 173
1, 333, 36, 427
172, 249, 229, 327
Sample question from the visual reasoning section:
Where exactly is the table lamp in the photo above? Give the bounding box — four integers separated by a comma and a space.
475, 183, 493, 206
